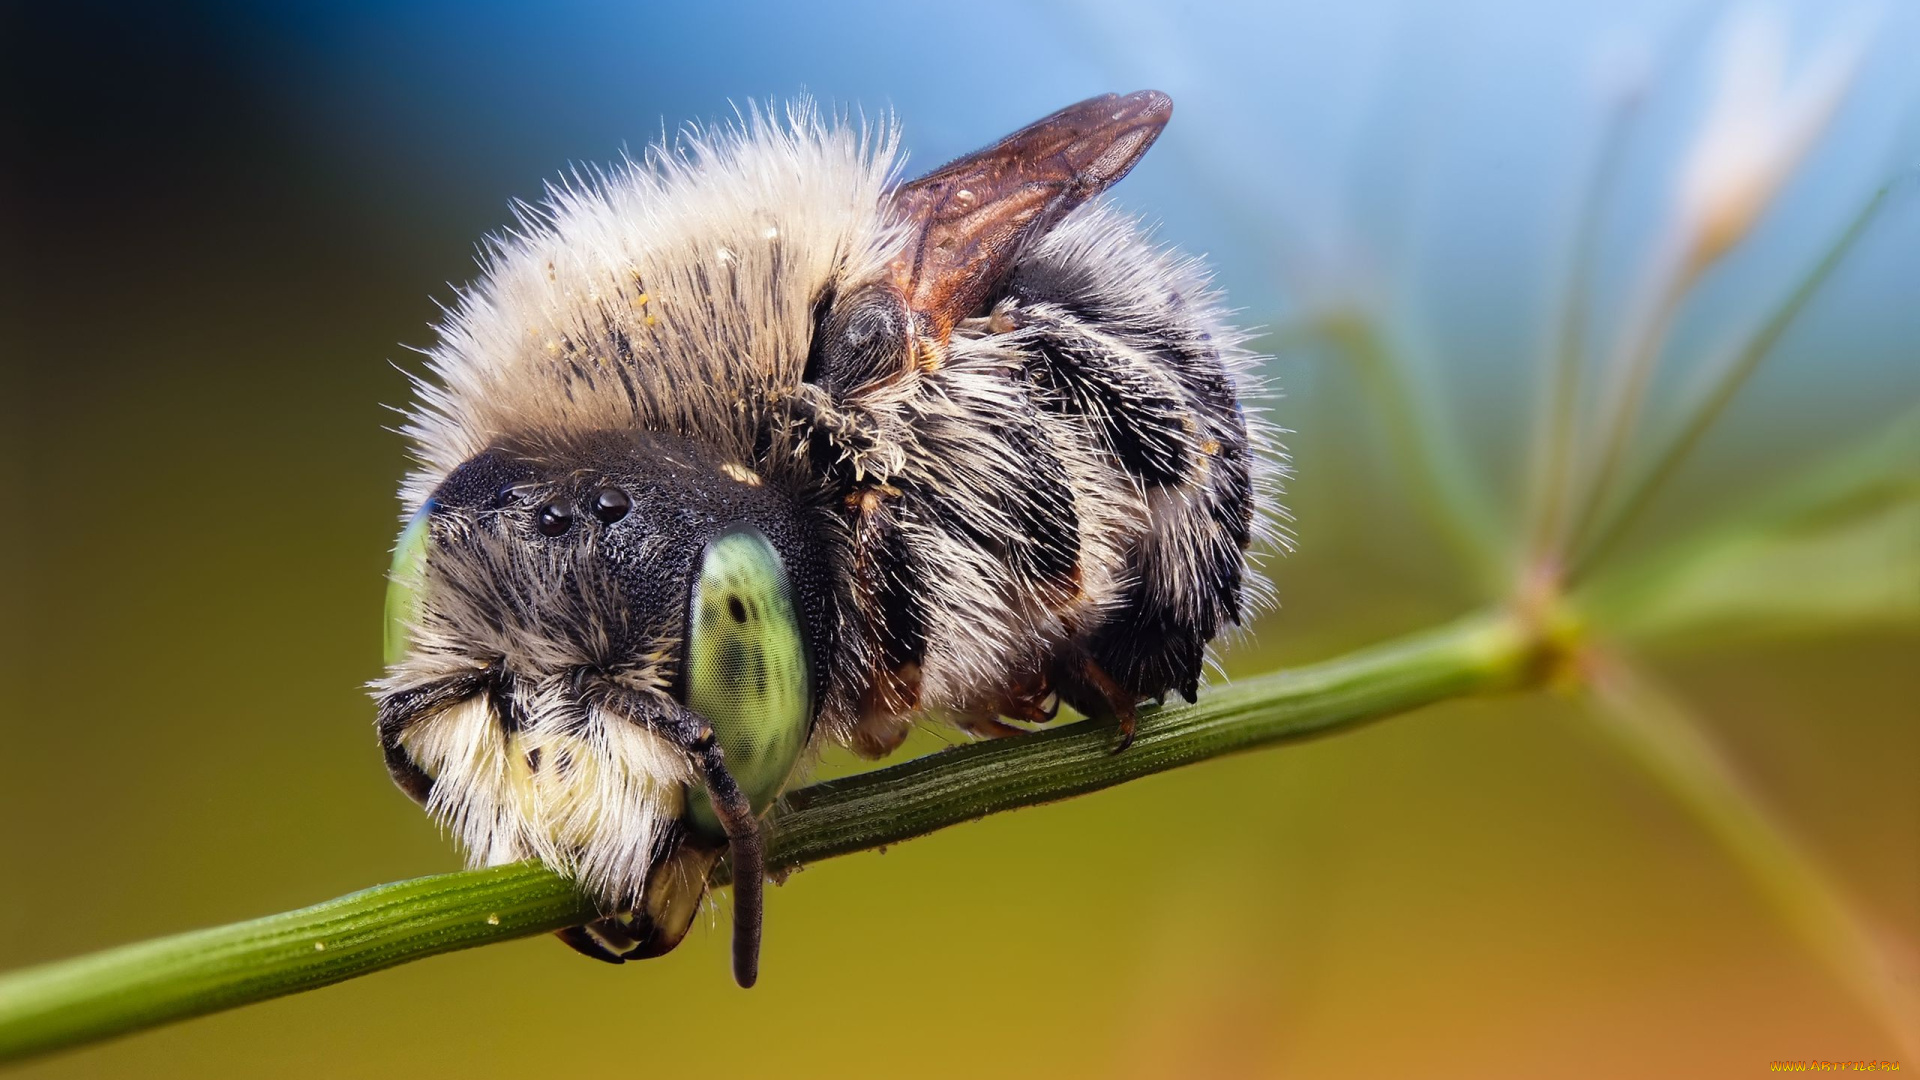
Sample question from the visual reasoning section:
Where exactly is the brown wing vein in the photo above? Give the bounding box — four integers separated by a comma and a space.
887, 90, 1173, 340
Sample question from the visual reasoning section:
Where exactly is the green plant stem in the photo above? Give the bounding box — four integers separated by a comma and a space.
1566, 175, 1909, 582
1563, 245, 1701, 563
1328, 312, 1508, 590
0, 864, 600, 1067
0, 610, 1538, 1065
1525, 90, 1638, 567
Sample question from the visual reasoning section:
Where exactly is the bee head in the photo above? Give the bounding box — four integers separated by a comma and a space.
376, 431, 833, 926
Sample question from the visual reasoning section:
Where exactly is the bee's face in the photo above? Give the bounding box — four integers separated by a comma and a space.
378, 432, 835, 896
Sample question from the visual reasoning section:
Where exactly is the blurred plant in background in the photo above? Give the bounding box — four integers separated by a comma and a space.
1263, 3, 1918, 1053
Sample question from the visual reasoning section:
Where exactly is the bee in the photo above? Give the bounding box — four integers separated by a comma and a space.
375, 90, 1278, 988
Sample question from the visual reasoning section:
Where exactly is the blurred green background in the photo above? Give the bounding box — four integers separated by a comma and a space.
2, 1, 1915, 1076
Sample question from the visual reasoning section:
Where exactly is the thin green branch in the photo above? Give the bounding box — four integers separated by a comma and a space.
1575, 398, 1920, 641
0, 610, 1538, 1065
1567, 174, 1911, 581
1328, 312, 1509, 589
1525, 90, 1640, 568
1562, 245, 1701, 562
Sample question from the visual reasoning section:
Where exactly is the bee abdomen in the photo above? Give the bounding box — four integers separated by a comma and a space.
1016, 305, 1196, 488
990, 209, 1265, 707
932, 410, 1082, 596
1087, 483, 1250, 702
1004, 431, 1082, 593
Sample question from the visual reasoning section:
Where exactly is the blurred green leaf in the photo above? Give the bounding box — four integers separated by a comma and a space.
1578, 405, 1920, 644
1566, 173, 1912, 580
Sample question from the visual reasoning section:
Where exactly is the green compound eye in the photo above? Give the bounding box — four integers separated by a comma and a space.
685, 525, 814, 835
383, 502, 433, 667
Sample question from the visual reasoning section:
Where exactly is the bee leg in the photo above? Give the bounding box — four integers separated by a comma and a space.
374, 670, 493, 806
953, 713, 1031, 740
847, 486, 928, 760
848, 706, 915, 759
1082, 660, 1140, 754
952, 670, 1063, 740
1050, 649, 1141, 753
980, 670, 1060, 729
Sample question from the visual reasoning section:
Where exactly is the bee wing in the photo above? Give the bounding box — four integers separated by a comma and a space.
888, 90, 1172, 340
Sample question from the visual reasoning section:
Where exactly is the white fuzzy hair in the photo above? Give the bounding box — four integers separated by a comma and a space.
381, 99, 1283, 921
400, 100, 902, 511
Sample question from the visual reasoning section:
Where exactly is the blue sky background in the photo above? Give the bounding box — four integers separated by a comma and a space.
224, 0, 1920, 496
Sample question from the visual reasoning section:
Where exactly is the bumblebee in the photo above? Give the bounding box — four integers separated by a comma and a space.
375, 91, 1278, 987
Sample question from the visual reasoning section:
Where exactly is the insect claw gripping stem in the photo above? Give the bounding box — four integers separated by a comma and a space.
1070, 656, 1139, 755
1109, 701, 1139, 755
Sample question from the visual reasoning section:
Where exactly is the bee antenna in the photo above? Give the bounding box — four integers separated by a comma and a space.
579, 685, 769, 987
693, 739, 765, 988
